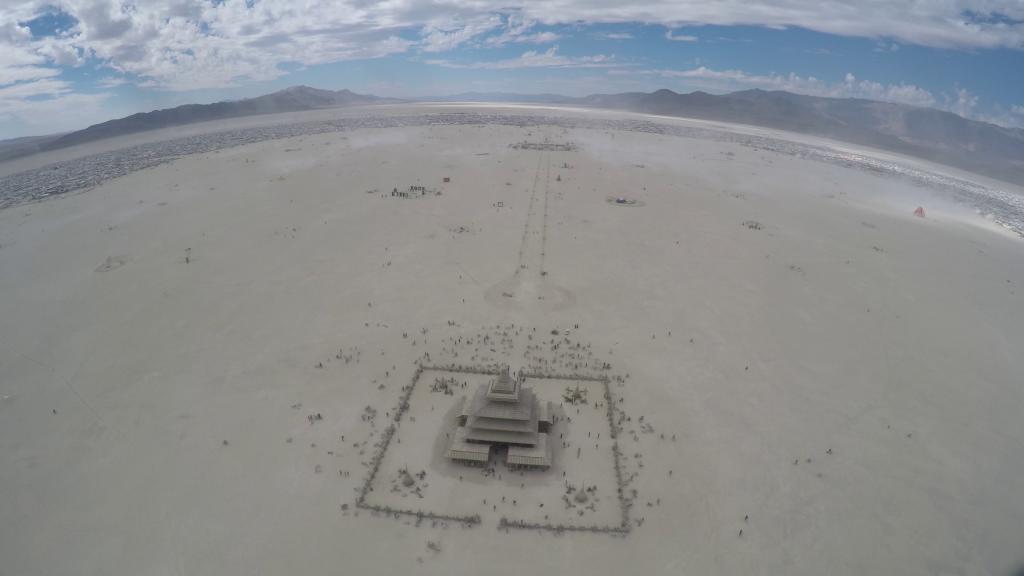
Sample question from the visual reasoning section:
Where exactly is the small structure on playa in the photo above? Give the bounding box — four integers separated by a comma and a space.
606, 195, 644, 207
391, 185, 433, 198
446, 366, 553, 470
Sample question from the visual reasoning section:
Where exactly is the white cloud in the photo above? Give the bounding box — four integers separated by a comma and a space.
665, 30, 698, 42
0, 18, 56, 82
75, 0, 132, 41
97, 75, 128, 88
483, 15, 561, 46
0, 77, 73, 100
0, 75, 111, 135
0, 21, 83, 133
600, 32, 633, 40
427, 46, 615, 69
421, 15, 504, 52
0, 1, 431, 93
0, 65, 60, 86
486, 30, 561, 46
968, 109, 1024, 129
982, 104, 1024, 128
2, 0, 1020, 91
0, 1, 1019, 95
517, 31, 561, 44
944, 87, 979, 118
34, 39, 85, 67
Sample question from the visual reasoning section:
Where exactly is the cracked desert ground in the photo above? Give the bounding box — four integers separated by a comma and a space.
1, 105, 1022, 576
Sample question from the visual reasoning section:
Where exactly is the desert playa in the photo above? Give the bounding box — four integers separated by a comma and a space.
1, 104, 1022, 575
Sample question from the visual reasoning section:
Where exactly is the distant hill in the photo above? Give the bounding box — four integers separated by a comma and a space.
7, 85, 1023, 183
427, 92, 575, 104
39, 86, 401, 152
0, 133, 65, 162
426, 88, 1024, 182
562, 88, 1024, 183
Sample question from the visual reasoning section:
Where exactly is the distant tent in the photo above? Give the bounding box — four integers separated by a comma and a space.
913, 206, 926, 218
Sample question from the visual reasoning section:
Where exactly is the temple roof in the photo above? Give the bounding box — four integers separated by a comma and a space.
466, 415, 536, 433
507, 433, 551, 467
486, 370, 520, 402
446, 427, 491, 462
467, 384, 536, 421
463, 427, 538, 446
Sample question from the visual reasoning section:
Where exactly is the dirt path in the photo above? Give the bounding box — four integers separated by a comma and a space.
485, 134, 572, 311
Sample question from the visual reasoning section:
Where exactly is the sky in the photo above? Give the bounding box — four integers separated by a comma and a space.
1, 1, 1023, 139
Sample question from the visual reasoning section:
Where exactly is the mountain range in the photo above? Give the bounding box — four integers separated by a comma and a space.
567, 89, 1024, 182
3, 86, 1022, 183
41, 86, 399, 152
